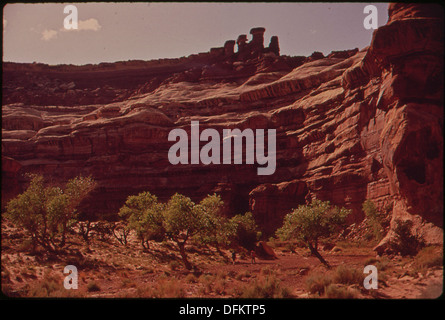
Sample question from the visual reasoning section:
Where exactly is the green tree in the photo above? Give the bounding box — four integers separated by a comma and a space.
119, 191, 165, 250
194, 194, 234, 253
276, 199, 351, 268
6, 174, 96, 251
163, 193, 206, 269
55, 176, 96, 247
362, 199, 389, 241
6, 175, 47, 251
228, 212, 261, 250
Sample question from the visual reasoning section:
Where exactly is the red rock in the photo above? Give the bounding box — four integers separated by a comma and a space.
1, 8, 443, 248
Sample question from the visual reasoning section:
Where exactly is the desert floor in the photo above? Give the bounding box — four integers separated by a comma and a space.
1, 220, 442, 299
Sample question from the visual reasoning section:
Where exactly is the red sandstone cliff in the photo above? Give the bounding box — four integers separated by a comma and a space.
2, 4, 443, 249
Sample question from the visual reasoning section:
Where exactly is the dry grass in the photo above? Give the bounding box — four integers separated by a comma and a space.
2, 220, 442, 299
324, 283, 358, 299
413, 246, 443, 274
333, 265, 365, 285
237, 269, 291, 298
306, 265, 365, 297
135, 276, 187, 298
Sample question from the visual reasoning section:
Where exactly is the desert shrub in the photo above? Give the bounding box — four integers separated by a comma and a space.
389, 220, 425, 256
91, 221, 113, 241
235, 270, 251, 281
213, 277, 227, 295
168, 260, 182, 271
413, 246, 443, 273
259, 266, 275, 277
87, 281, 101, 292
120, 278, 137, 289
240, 273, 291, 298
305, 272, 334, 295
362, 200, 388, 241
184, 273, 198, 283
333, 265, 364, 285
285, 242, 297, 253
363, 257, 379, 266
76, 220, 93, 244
111, 222, 131, 246
136, 278, 186, 298
198, 274, 215, 295
306, 265, 363, 296
26, 272, 64, 297
25, 270, 83, 297
324, 284, 357, 299
364, 257, 391, 272
153, 278, 186, 298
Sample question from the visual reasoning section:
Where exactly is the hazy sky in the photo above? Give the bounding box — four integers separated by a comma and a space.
3, 2, 389, 65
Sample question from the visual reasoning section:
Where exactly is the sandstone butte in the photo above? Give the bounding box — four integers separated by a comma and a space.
2, 4, 443, 254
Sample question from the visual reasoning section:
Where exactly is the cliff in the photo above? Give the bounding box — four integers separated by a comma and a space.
2, 5, 443, 250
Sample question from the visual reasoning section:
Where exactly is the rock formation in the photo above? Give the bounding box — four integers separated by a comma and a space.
2, 4, 443, 250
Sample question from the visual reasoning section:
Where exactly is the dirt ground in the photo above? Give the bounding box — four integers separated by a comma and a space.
1, 220, 443, 299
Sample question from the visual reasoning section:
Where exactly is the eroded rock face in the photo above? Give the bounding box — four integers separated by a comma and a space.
2, 5, 443, 245
367, 3, 444, 252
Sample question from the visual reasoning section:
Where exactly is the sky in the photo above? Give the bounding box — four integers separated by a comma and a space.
3, 2, 389, 65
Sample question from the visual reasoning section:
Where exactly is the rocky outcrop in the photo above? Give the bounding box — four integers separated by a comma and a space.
365, 3, 444, 252
249, 180, 308, 235
2, 5, 443, 245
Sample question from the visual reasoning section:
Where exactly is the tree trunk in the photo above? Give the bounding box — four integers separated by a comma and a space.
307, 242, 331, 269
59, 228, 66, 248
142, 239, 150, 251
177, 241, 192, 270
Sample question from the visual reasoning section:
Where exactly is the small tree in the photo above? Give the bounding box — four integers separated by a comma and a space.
362, 199, 388, 241
77, 220, 93, 245
228, 212, 261, 250
276, 199, 351, 268
389, 219, 425, 256
119, 191, 165, 250
111, 222, 132, 246
163, 193, 205, 270
195, 194, 234, 253
54, 175, 96, 247
5, 174, 96, 251
6, 175, 47, 251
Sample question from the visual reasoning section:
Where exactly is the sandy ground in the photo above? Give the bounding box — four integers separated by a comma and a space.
1, 220, 443, 299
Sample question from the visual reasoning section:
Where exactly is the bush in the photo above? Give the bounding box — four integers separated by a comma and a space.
5, 174, 96, 251
306, 265, 364, 296
413, 246, 443, 273
362, 200, 387, 241
240, 273, 291, 298
389, 220, 425, 256
324, 284, 357, 299
333, 265, 364, 285
305, 272, 333, 295
153, 278, 186, 298
168, 260, 182, 271
87, 281, 101, 292
26, 271, 65, 297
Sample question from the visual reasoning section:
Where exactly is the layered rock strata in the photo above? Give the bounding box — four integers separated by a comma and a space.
2, 5, 443, 247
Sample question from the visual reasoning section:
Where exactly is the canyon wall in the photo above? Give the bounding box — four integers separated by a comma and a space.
2, 5, 443, 249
